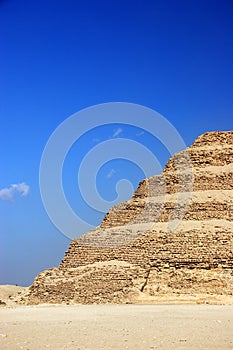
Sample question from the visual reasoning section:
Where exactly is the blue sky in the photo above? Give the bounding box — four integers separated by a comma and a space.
0, 0, 232, 286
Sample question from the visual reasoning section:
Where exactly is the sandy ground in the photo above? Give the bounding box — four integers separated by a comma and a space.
0, 303, 233, 350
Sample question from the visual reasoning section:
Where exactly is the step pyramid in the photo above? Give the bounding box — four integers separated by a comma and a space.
24, 131, 233, 304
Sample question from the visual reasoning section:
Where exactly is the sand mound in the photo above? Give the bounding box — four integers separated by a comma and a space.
0, 285, 27, 306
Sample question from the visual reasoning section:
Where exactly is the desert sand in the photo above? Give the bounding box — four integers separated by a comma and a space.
1, 301, 233, 350
1, 285, 233, 350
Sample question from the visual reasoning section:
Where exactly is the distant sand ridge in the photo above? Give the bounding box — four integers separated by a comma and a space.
17, 131, 233, 305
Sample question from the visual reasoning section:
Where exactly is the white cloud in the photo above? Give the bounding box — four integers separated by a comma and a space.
106, 169, 116, 179
112, 127, 123, 138
0, 182, 30, 202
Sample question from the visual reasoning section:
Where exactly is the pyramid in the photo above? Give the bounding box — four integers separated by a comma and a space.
24, 131, 233, 304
